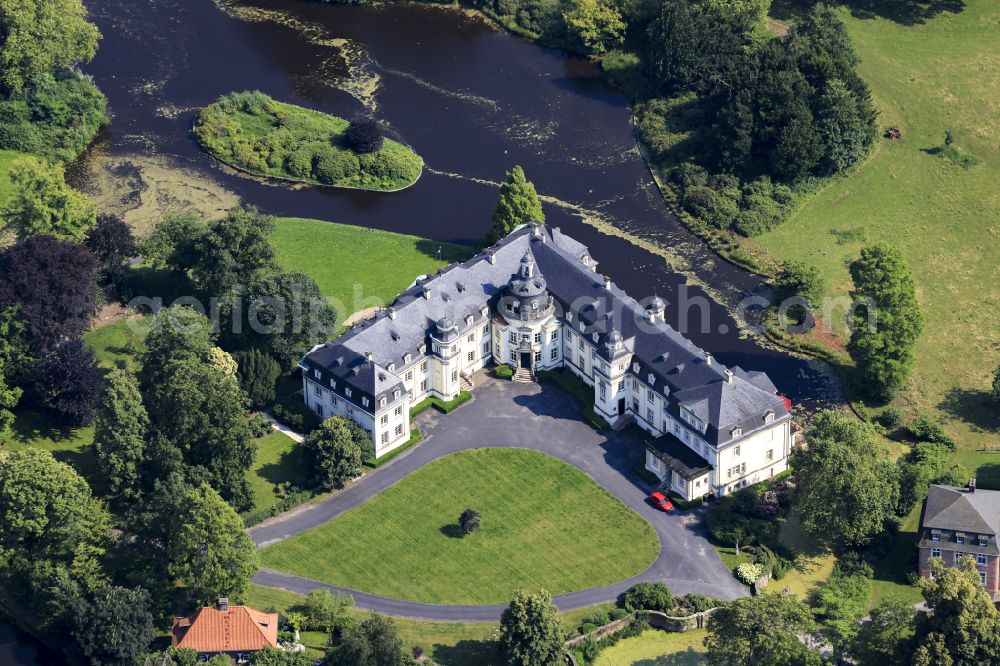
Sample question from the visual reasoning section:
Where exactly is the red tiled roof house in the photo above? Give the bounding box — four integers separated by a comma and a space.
172, 598, 279, 664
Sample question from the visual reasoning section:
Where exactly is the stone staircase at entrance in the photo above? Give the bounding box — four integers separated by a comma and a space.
612, 413, 634, 432
512, 367, 534, 383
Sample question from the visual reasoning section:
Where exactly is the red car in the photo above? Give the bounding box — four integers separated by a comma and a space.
649, 491, 673, 512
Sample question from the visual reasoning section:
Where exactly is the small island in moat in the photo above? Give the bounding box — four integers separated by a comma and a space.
193, 91, 423, 191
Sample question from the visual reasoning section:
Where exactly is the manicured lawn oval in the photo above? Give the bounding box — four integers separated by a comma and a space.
258, 448, 660, 605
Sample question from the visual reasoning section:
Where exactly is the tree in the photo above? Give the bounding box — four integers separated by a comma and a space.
773, 260, 824, 307
302, 416, 369, 490
847, 243, 923, 401
0, 0, 100, 93
138, 306, 215, 390
236, 349, 282, 409
252, 648, 314, 666
498, 589, 565, 666
239, 272, 337, 367
326, 613, 406, 666
459, 508, 480, 535
167, 483, 256, 606
209, 346, 238, 377
816, 79, 873, 175
145, 356, 256, 511
344, 118, 384, 154
810, 571, 870, 662
793, 410, 900, 546
623, 582, 674, 612
93, 369, 148, 505
483, 166, 544, 245
704, 592, 821, 666
71, 585, 155, 666
0, 360, 22, 443
31, 338, 103, 425
0, 305, 33, 386
0, 156, 97, 242
190, 207, 277, 297
140, 212, 205, 273
0, 449, 111, 615
0, 235, 99, 352
304, 588, 354, 634
910, 557, 1000, 666
85, 213, 137, 276
563, 0, 625, 55
850, 597, 914, 666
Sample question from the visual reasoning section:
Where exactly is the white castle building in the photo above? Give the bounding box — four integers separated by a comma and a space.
301, 223, 793, 500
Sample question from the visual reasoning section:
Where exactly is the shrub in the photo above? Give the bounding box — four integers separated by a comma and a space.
459, 508, 480, 535
494, 364, 514, 379
675, 594, 722, 613
586, 610, 611, 627
345, 117, 385, 153
735, 562, 764, 585
582, 638, 599, 661
313, 147, 360, 185
906, 415, 955, 450
878, 406, 904, 429
622, 582, 674, 613
249, 412, 272, 438
284, 147, 314, 178
580, 622, 597, 636
608, 608, 629, 621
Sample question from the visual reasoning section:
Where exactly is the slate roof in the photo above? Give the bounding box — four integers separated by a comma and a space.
922, 484, 1000, 536
646, 433, 713, 480
303, 224, 789, 439
172, 605, 278, 653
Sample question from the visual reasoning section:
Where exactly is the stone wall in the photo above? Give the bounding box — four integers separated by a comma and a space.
646, 608, 719, 632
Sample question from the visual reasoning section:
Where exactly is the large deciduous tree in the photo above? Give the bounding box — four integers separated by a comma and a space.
498, 589, 565, 666
847, 243, 923, 401
190, 206, 277, 297
235, 348, 281, 409
0, 449, 111, 618
0, 235, 99, 352
305, 588, 354, 634
140, 211, 205, 273
302, 416, 370, 490
0, 156, 97, 242
167, 483, 256, 606
138, 306, 215, 390
704, 592, 821, 666
85, 213, 137, 277
910, 557, 1000, 665
93, 369, 148, 505
239, 271, 337, 367
563, 0, 625, 55
326, 612, 406, 666
71, 585, 155, 666
483, 166, 544, 246
850, 597, 915, 666
809, 571, 870, 662
31, 338, 103, 425
0, 0, 101, 94
793, 410, 899, 547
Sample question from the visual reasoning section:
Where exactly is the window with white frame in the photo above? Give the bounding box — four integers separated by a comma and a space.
380, 432, 388, 444
468, 334, 474, 342
551, 329, 559, 341
931, 548, 941, 558
534, 351, 541, 362
405, 371, 412, 381
362, 397, 369, 408
931, 532, 940, 542
600, 384, 606, 400
379, 397, 386, 408
646, 407, 654, 423
550, 347, 558, 360
647, 388, 654, 403
534, 332, 542, 343
734, 446, 741, 456
345, 387, 352, 397
766, 449, 774, 461
957, 534, 965, 544
510, 351, 516, 362
977, 553, 987, 566
451, 370, 458, 382
380, 415, 388, 425
313, 385, 322, 396
980, 536, 989, 547
483, 342, 490, 355
395, 424, 403, 436
421, 361, 428, 371
394, 406, 402, 416
468, 351, 475, 362
313, 369, 320, 379
980, 571, 987, 587
420, 379, 427, 392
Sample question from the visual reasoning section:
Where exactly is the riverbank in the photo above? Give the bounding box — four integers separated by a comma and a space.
194, 91, 423, 192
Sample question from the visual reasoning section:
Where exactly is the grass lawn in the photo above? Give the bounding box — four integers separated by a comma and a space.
83, 318, 148, 371
245, 431, 309, 516
246, 583, 617, 666
195, 92, 423, 191
271, 218, 472, 321
259, 448, 659, 604
750, 0, 1000, 484
3, 409, 97, 480
593, 629, 707, 666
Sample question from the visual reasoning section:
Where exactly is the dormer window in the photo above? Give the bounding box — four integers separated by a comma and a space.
979, 536, 988, 547
764, 411, 775, 424
956, 533, 965, 545
388, 363, 395, 372
313, 369, 320, 379
404, 354, 411, 364
345, 388, 352, 397
591, 332, 598, 342
930, 531, 941, 542
362, 397, 369, 407
578, 321, 585, 332
731, 427, 743, 438
466, 315, 474, 325
393, 389, 401, 400
329, 379, 336, 389
632, 362, 640, 374
648, 373, 654, 385
567, 312, 574, 323
378, 397, 386, 408
419, 345, 426, 354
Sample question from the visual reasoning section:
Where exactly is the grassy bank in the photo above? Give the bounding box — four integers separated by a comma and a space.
593, 629, 708, 665
271, 217, 472, 317
744, 0, 1000, 485
194, 91, 423, 191
258, 448, 659, 604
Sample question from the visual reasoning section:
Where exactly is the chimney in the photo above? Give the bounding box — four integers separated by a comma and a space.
422, 285, 431, 300
603, 275, 612, 291
387, 307, 396, 320
365, 351, 373, 364
725, 369, 734, 384
217, 597, 229, 613
969, 478, 977, 493
488, 251, 496, 265
531, 221, 542, 236
705, 352, 713, 366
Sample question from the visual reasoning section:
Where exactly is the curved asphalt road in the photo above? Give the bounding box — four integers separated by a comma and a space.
250, 377, 748, 621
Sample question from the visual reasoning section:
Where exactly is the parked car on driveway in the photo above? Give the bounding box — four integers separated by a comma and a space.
649, 491, 673, 512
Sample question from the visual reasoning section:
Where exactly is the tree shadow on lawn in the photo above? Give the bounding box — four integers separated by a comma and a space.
430, 639, 502, 666
634, 650, 707, 666
257, 445, 311, 487
768, 0, 964, 25
414, 239, 474, 263
439, 524, 465, 539
939, 386, 1000, 433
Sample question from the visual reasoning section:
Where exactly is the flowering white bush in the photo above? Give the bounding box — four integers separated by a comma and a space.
735, 562, 764, 585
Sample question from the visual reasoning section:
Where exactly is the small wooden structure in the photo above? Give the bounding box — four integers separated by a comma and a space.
884, 127, 902, 139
